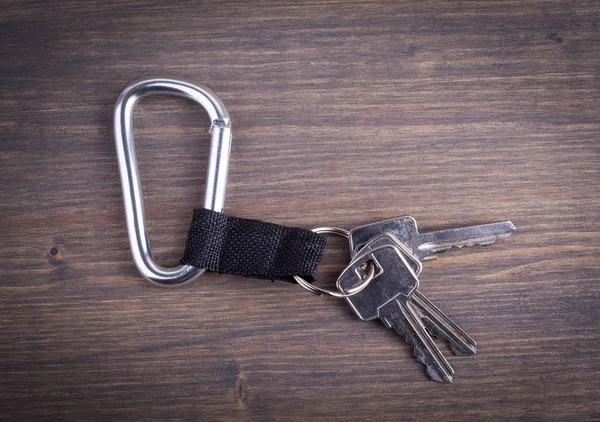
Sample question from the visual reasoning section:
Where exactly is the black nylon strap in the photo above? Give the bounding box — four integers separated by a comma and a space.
181, 208, 326, 282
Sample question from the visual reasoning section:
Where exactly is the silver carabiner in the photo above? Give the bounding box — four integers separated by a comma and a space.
114, 77, 232, 286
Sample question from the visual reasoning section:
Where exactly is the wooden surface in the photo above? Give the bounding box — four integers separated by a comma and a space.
1, 0, 599, 420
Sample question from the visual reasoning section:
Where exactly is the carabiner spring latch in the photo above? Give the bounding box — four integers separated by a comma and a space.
114, 77, 232, 286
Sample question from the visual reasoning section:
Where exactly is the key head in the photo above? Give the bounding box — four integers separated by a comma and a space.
349, 216, 419, 257
350, 232, 422, 276
337, 237, 419, 321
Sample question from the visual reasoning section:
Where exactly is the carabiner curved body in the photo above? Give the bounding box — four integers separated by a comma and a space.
114, 78, 232, 286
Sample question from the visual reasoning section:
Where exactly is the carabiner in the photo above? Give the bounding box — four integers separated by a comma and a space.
114, 77, 232, 286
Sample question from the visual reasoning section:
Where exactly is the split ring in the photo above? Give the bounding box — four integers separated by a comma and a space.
293, 227, 374, 298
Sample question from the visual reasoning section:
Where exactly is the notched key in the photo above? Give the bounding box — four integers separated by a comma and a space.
338, 236, 468, 383
348, 235, 475, 355
337, 234, 476, 383
349, 216, 515, 262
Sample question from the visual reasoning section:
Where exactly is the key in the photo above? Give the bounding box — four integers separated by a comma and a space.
345, 233, 475, 356
350, 234, 476, 356
349, 216, 515, 262
337, 239, 453, 382
349, 228, 479, 353
337, 236, 473, 383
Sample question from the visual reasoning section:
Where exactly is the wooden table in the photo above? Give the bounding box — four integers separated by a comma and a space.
2, 1, 599, 419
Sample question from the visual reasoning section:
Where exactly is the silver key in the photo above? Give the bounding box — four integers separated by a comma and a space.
349, 216, 515, 262
337, 235, 473, 383
350, 233, 476, 356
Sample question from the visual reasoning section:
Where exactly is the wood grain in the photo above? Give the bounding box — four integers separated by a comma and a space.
1, 0, 599, 419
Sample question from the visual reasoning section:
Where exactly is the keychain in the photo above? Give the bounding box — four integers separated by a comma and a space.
115, 77, 515, 382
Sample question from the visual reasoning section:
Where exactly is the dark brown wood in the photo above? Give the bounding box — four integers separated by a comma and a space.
1, 0, 599, 419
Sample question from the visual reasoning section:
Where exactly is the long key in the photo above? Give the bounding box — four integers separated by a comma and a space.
347, 233, 476, 356
337, 237, 461, 383
349, 216, 515, 262
349, 223, 482, 357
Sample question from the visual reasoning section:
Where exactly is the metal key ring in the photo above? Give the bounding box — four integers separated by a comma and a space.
294, 227, 375, 298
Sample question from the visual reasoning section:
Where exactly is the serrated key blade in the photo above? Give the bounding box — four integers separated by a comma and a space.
411, 290, 476, 356
380, 299, 454, 383
417, 221, 516, 260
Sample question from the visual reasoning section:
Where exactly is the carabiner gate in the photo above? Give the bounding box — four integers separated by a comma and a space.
114, 77, 232, 286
